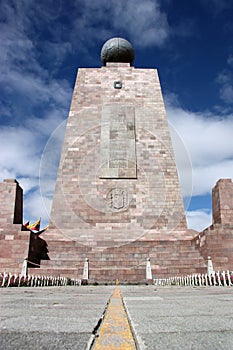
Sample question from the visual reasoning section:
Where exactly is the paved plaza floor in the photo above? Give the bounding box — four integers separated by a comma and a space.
1, 285, 233, 350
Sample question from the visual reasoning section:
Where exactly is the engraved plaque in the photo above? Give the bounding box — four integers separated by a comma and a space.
99, 105, 137, 178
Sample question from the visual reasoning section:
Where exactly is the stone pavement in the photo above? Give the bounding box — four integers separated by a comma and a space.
122, 285, 233, 350
1, 285, 233, 350
0, 285, 114, 350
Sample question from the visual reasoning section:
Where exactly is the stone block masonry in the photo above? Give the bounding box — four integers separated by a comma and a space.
38, 55, 207, 281
195, 178, 233, 271
212, 178, 233, 224
2, 38, 232, 281
0, 179, 30, 274
0, 179, 22, 226
48, 62, 188, 249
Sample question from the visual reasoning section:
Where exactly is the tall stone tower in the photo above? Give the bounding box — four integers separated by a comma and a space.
37, 38, 206, 281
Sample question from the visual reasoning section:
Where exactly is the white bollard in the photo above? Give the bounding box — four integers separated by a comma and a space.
7, 273, 12, 287
201, 274, 205, 286
207, 256, 214, 277
222, 271, 227, 287
191, 274, 195, 286
212, 272, 217, 286
2, 272, 8, 287
21, 258, 28, 278
208, 273, 213, 286
146, 258, 152, 281
226, 270, 232, 286
204, 274, 208, 286
194, 274, 198, 286
30, 275, 34, 287
14, 274, 18, 285
83, 258, 89, 280
188, 275, 191, 286
216, 271, 221, 286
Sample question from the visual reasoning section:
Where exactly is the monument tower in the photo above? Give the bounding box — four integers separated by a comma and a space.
31, 38, 207, 281
1, 39, 233, 279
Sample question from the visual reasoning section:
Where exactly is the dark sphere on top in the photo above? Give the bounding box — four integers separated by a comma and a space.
101, 37, 135, 65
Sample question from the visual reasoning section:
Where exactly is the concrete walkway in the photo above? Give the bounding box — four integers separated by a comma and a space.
0, 285, 114, 350
122, 285, 233, 350
1, 285, 233, 350
93, 286, 136, 350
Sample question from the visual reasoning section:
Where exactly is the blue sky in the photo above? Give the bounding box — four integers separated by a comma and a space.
1, 0, 233, 231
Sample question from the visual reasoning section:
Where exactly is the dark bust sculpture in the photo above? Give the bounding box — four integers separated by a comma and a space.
101, 37, 135, 65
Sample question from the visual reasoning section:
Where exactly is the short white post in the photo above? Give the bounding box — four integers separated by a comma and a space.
204, 273, 208, 286
222, 271, 227, 287
226, 270, 232, 286
216, 271, 221, 286
194, 274, 198, 286
2, 273, 7, 287
191, 274, 195, 286
30, 275, 34, 287
21, 258, 28, 278
146, 258, 152, 281
212, 272, 217, 286
207, 256, 214, 277
83, 258, 89, 280
7, 273, 12, 287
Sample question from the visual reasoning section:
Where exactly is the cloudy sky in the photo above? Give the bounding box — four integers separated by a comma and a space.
1, 0, 233, 231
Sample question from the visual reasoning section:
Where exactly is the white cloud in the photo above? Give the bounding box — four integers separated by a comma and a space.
216, 56, 233, 105
192, 161, 233, 196
0, 127, 41, 178
24, 189, 51, 226
17, 178, 38, 195
167, 103, 233, 197
166, 98, 233, 230
186, 210, 212, 232
220, 85, 233, 104
0, 3, 43, 77
227, 54, 233, 67
0, 1, 72, 119
41, 41, 72, 67
72, 0, 169, 49
112, 0, 169, 47
0, 1, 71, 227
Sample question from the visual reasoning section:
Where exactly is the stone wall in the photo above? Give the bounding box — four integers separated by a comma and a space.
0, 179, 30, 273
0, 179, 22, 226
212, 179, 233, 224
194, 179, 233, 271
49, 62, 188, 249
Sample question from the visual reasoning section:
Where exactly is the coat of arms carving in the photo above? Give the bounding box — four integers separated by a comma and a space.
107, 188, 128, 211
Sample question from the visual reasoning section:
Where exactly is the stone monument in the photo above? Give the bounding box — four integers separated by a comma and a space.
1, 38, 233, 281
35, 37, 206, 281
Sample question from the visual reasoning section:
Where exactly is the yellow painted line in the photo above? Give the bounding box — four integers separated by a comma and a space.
93, 286, 137, 350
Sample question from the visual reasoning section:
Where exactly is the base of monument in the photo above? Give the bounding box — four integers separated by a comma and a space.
28, 233, 208, 283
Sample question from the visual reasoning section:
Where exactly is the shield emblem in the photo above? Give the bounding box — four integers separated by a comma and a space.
107, 188, 128, 211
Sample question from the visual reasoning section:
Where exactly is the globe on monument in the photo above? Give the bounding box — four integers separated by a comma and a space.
101, 37, 135, 65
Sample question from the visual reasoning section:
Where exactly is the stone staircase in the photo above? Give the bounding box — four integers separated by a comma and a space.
29, 236, 207, 283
